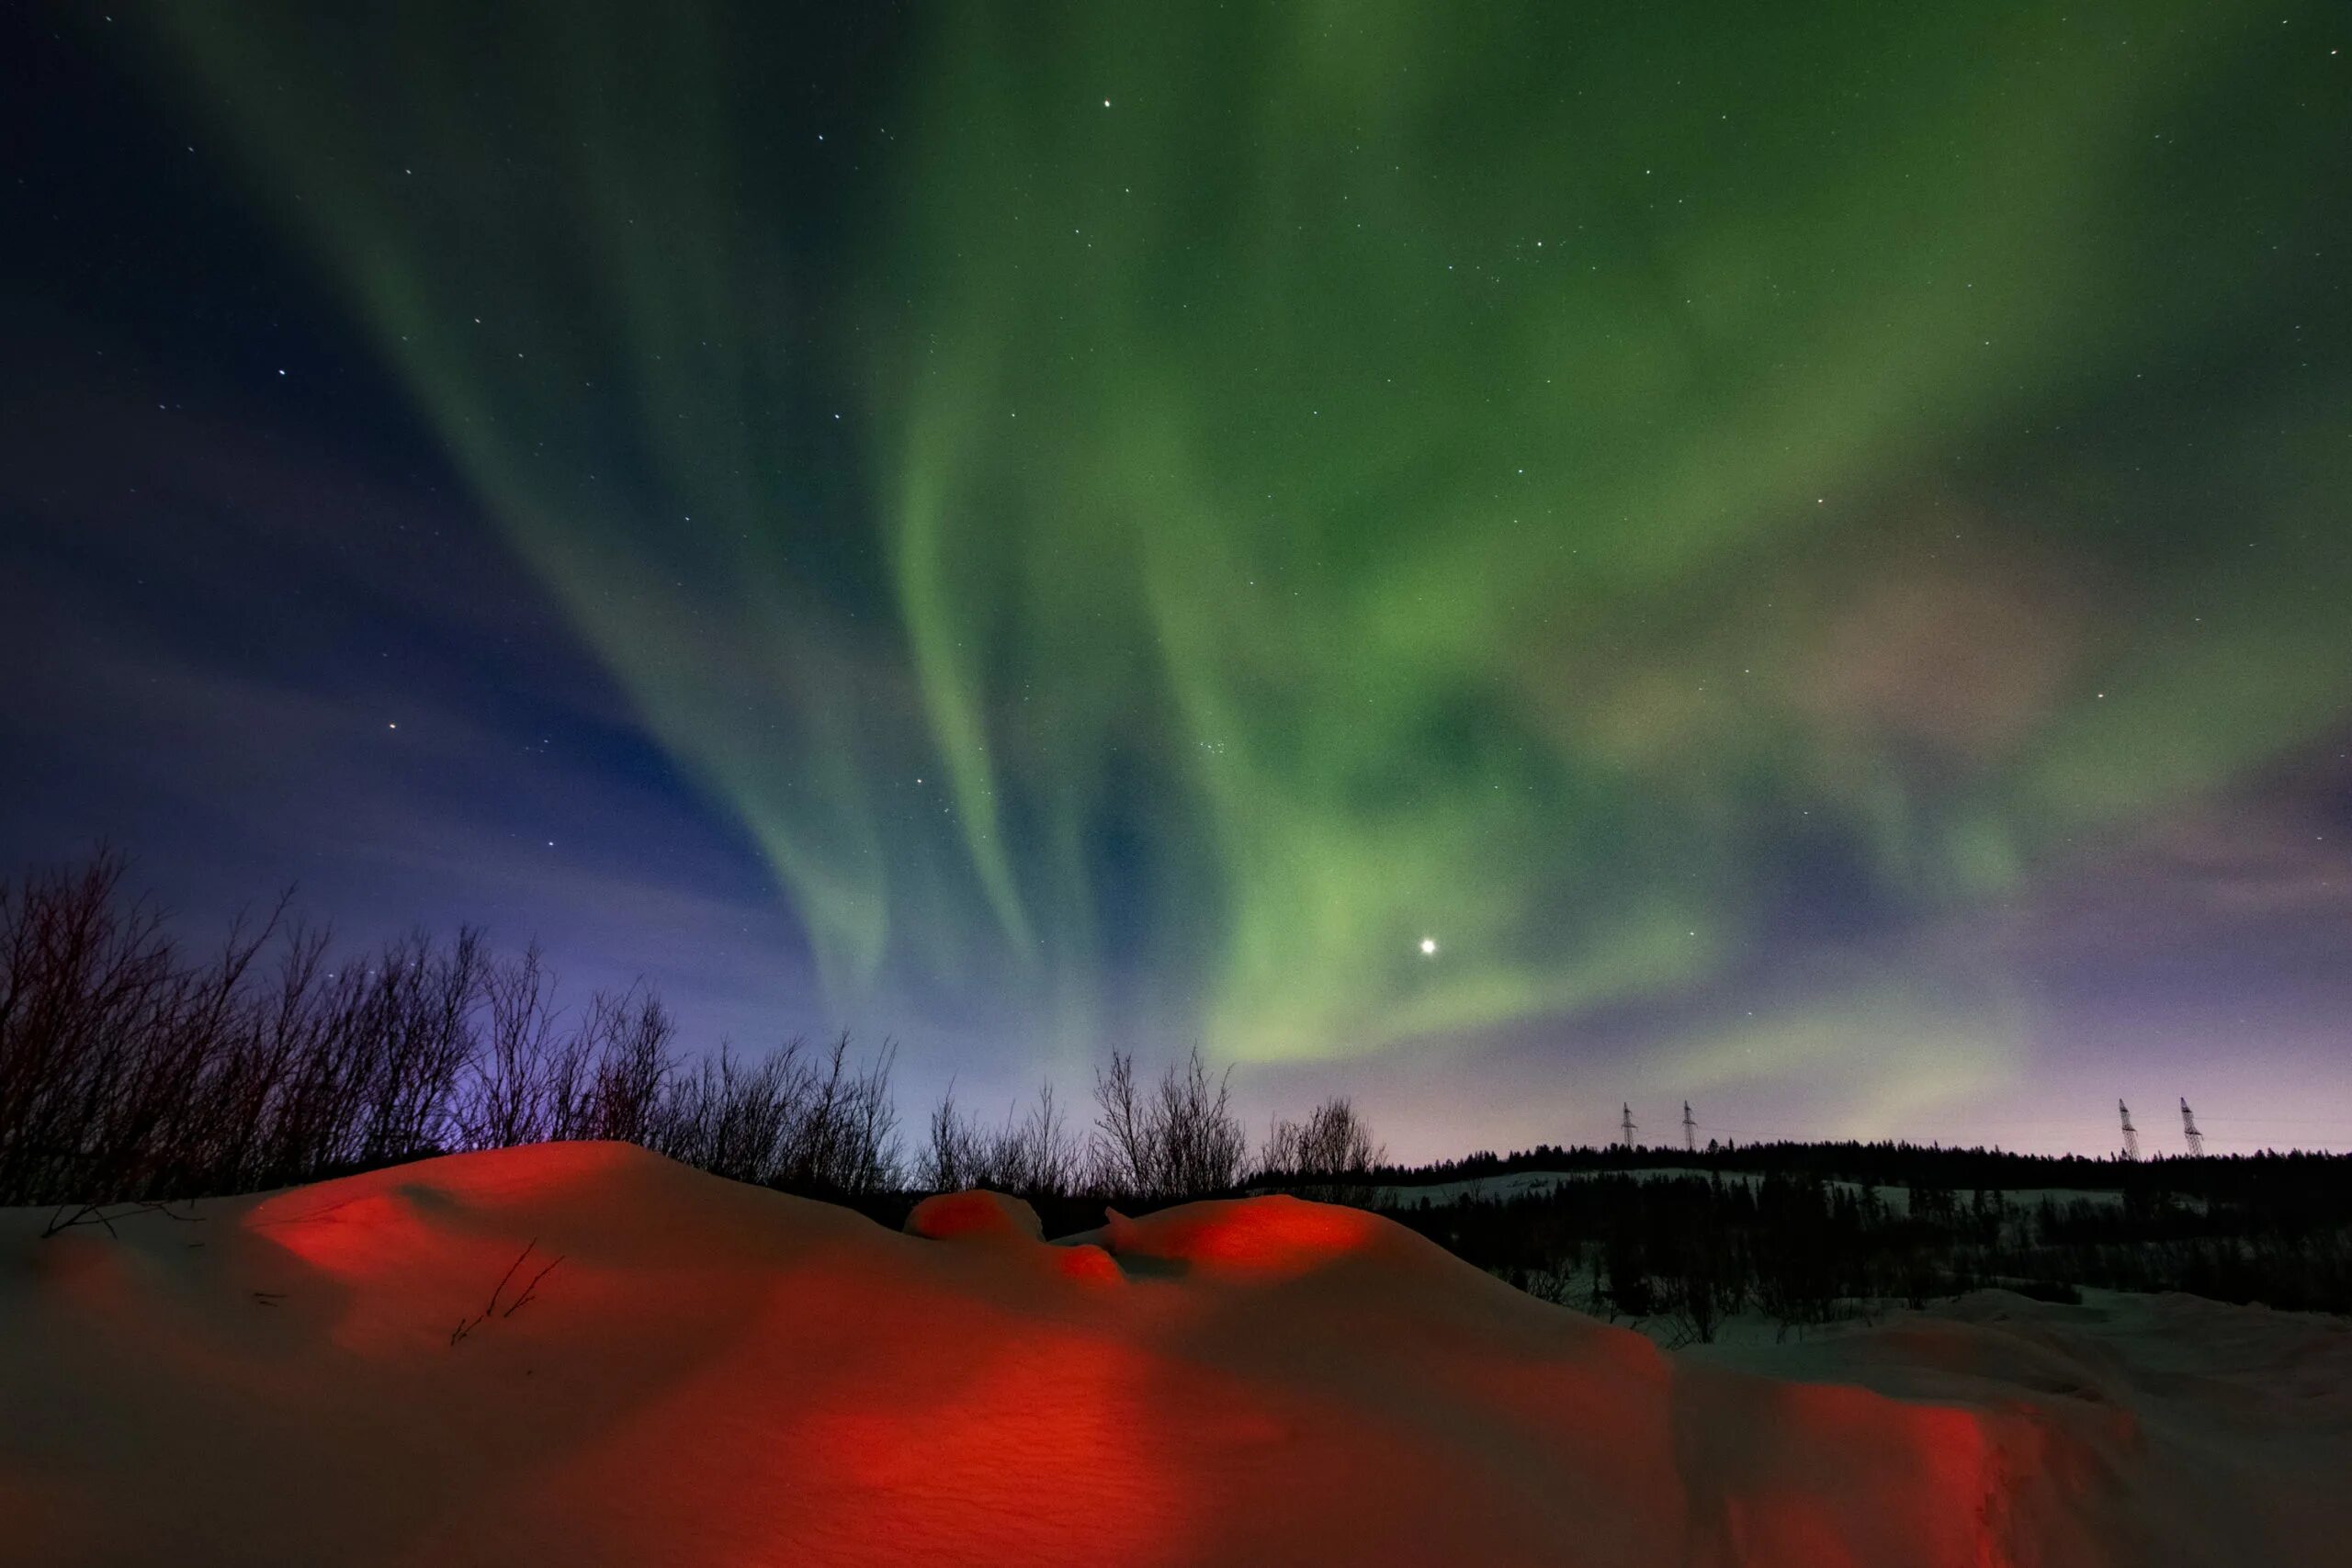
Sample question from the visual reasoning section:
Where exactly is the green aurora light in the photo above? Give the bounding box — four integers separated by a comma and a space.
156, 2, 2351, 1112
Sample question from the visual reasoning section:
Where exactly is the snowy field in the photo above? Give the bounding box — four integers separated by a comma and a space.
3, 1142, 2346, 1565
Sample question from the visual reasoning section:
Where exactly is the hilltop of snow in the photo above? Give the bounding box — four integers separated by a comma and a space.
3, 1142, 2346, 1565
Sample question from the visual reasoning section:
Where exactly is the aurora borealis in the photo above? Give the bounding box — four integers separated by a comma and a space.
5, 3, 2348, 1156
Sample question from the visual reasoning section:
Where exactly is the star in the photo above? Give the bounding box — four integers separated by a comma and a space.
1419, 937, 1438, 956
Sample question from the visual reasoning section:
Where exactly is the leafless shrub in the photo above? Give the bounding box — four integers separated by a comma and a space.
0, 853, 488, 1205
778, 1032, 900, 1197
0, 852, 707, 1207
920, 1082, 1080, 1198
659, 1044, 797, 1184
1091, 1051, 1153, 1197
1261, 1096, 1385, 1201
458, 943, 560, 1148
1155, 1048, 1250, 1198
922, 1085, 989, 1193
993, 1083, 1079, 1197
651, 1032, 899, 1198
579, 986, 675, 1145
0, 851, 195, 1203
1090, 1047, 1248, 1201
1518, 1259, 1583, 1308
1657, 1270, 1741, 1348
4, 853, 1390, 1219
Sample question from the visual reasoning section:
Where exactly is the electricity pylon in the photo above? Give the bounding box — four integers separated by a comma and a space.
2180, 1098, 2204, 1158
1620, 1103, 1636, 1149
1683, 1100, 1697, 1154
2118, 1099, 2140, 1162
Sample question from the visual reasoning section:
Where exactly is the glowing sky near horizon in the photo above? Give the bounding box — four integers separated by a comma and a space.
4, 2, 2348, 1152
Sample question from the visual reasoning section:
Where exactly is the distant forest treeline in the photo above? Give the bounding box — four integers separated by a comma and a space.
1381, 1164, 2352, 1329
1377, 1139, 2352, 1208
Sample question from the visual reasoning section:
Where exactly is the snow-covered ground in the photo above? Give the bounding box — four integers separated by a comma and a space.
3, 1143, 2345, 1565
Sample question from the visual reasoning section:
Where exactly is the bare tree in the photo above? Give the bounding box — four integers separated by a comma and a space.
461, 944, 560, 1148
582, 987, 674, 1145
1091, 1051, 1156, 1197
1089, 1047, 1247, 1201
1261, 1096, 1385, 1201
921, 1083, 989, 1194
1155, 1047, 1248, 1197
921, 1081, 1079, 1198
995, 1083, 1079, 1197
657, 1044, 797, 1184
653, 1032, 900, 1198
1262, 1096, 1383, 1178
0, 853, 492, 1204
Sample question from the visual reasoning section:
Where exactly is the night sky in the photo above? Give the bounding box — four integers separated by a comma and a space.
6, 3, 2348, 1160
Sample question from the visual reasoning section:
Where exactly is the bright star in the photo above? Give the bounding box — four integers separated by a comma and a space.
1419, 937, 1438, 956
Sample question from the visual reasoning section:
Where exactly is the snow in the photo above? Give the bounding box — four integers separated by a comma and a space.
3, 1141, 2346, 1565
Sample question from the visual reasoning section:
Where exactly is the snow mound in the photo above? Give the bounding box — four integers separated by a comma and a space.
1069, 1192, 1408, 1283
905, 1188, 1046, 1244
1, 1141, 2345, 1566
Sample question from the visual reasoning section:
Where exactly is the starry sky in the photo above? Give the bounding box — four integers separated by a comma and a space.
5, 3, 2348, 1159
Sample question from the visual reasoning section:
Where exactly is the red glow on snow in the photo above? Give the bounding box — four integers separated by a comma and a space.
246, 1188, 435, 1277
905, 1188, 1046, 1244
1102, 1193, 1387, 1280
1719, 1382, 2014, 1567
1052, 1241, 1125, 1284
4, 1144, 2228, 1563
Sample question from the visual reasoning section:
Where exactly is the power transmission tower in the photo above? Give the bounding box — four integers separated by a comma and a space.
2118, 1099, 2139, 1162
2180, 1098, 2204, 1157
1683, 1100, 1696, 1153
1620, 1103, 1636, 1149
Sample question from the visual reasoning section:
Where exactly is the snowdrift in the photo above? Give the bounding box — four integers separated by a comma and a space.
2, 1143, 2345, 1566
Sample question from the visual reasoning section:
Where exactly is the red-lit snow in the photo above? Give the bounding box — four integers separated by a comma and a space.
2, 1142, 2345, 1565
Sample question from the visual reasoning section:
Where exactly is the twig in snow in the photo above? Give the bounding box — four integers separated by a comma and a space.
40, 1200, 206, 1240
451, 1240, 557, 1345
483, 1241, 537, 1317
503, 1254, 565, 1318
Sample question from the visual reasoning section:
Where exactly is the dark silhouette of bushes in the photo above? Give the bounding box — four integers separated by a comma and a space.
919, 1080, 1080, 1200
912, 1072, 1394, 1217
1260, 1096, 1385, 1201
2, 852, 1343, 1217
0, 852, 491, 1204
912, 1073, 1393, 1213
0, 852, 899, 1207
659, 1034, 899, 1199
2, 853, 1359, 1216
1088, 1047, 1249, 1201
